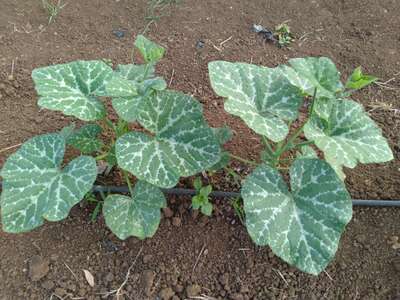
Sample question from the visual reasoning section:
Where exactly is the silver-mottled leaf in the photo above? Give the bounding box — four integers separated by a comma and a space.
116, 90, 221, 188
67, 124, 104, 154
280, 57, 343, 98
103, 181, 166, 239
32, 60, 113, 121
109, 64, 167, 123
1, 134, 97, 233
304, 99, 394, 171
209, 61, 303, 142
242, 159, 352, 275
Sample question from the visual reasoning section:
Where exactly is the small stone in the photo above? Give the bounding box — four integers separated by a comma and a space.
159, 287, 175, 300
29, 256, 50, 281
105, 273, 114, 282
393, 258, 400, 272
41, 280, 55, 290
171, 296, 180, 300
163, 207, 174, 218
143, 254, 153, 264
186, 284, 201, 297
230, 293, 244, 300
172, 217, 182, 227
54, 288, 67, 296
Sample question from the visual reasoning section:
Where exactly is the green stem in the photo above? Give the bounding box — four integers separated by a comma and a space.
288, 140, 314, 150
104, 117, 117, 132
273, 88, 318, 163
261, 136, 274, 157
229, 154, 258, 166
123, 170, 134, 196
95, 153, 109, 161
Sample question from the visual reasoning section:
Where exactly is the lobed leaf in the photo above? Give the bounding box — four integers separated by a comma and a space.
304, 99, 393, 174
134, 35, 165, 63
0, 133, 97, 233
242, 158, 352, 275
116, 90, 221, 188
67, 124, 104, 154
209, 61, 303, 142
103, 181, 166, 240
280, 57, 344, 98
345, 66, 377, 90
32, 60, 113, 121
110, 64, 167, 123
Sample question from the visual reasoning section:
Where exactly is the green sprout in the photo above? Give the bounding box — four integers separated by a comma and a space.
41, 0, 67, 24
274, 23, 293, 47
191, 177, 213, 216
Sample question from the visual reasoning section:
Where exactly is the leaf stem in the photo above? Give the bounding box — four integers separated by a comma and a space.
229, 154, 258, 166
273, 88, 318, 162
95, 153, 108, 161
123, 170, 134, 196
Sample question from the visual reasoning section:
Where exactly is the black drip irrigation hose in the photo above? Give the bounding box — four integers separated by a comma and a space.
0, 181, 399, 207
92, 185, 400, 207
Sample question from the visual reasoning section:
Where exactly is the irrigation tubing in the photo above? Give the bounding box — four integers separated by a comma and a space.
91, 185, 400, 207
0, 182, 399, 207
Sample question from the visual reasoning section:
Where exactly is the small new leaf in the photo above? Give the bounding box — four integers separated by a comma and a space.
242, 159, 352, 275
134, 35, 165, 63
345, 66, 377, 90
67, 124, 104, 154
32, 60, 113, 121
1, 133, 97, 233
103, 181, 166, 240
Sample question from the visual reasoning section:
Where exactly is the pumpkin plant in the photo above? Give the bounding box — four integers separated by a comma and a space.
0, 35, 221, 240
208, 57, 393, 275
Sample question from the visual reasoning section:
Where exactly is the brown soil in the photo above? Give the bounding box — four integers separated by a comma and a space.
0, 0, 399, 299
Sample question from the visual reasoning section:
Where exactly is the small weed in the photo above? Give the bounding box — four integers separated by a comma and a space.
146, 0, 181, 21
274, 23, 293, 47
41, 0, 67, 24
84, 192, 103, 222
231, 197, 245, 225
191, 177, 213, 216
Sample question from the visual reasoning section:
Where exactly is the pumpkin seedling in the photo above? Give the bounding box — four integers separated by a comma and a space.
209, 57, 393, 275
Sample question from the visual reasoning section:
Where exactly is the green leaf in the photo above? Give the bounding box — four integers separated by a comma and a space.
209, 61, 303, 142
345, 67, 377, 90
1, 133, 97, 233
116, 64, 155, 81
304, 99, 393, 172
110, 64, 167, 123
201, 202, 213, 216
207, 151, 230, 172
134, 35, 165, 63
200, 185, 212, 197
299, 145, 318, 158
67, 124, 104, 154
281, 57, 343, 98
212, 126, 233, 145
59, 123, 75, 139
103, 181, 166, 240
116, 90, 221, 188
193, 177, 202, 191
192, 195, 202, 209
32, 60, 113, 121
105, 74, 138, 98
242, 159, 352, 275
